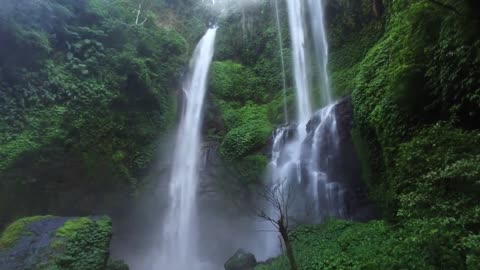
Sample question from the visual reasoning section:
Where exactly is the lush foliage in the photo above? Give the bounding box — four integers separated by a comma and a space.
0, 0, 188, 177
345, 0, 480, 267
327, 0, 385, 98
257, 219, 480, 270
0, 0, 190, 224
48, 217, 112, 270
206, 1, 292, 186
259, 1, 480, 268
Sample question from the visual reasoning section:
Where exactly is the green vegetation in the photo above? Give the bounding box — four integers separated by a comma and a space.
0, 0, 188, 183
0, 216, 52, 250
257, 219, 477, 270
0, 0, 194, 224
210, 61, 267, 103
205, 1, 293, 189
49, 217, 112, 270
259, 1, 480, 269
327, 0, 385, 98
1, 0, 479, 269
0, 216, 115, 270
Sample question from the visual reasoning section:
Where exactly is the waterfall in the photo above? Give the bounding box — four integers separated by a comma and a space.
285, 0, 313, 128
274, 0, 289, 123
157, 28, 217, 270
262, 0, 346, 257
307, 0, 332, 105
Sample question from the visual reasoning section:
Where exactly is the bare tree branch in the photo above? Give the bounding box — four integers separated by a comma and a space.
135, 0, 151, 25
255, 183, 298, 270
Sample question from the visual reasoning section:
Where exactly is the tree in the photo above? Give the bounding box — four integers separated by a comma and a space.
134, 0, 152, 25
256, 184, 298, 270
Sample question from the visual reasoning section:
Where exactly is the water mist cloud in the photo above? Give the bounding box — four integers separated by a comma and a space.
201, 0, 262, 14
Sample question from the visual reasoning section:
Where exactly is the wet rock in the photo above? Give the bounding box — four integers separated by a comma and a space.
224, 249, 257, 270
289, 97, 377, 221
0, 215, 123, 270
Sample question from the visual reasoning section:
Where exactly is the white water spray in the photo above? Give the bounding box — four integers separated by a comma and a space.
157, 28, 217, 270
263, 0, 346, 257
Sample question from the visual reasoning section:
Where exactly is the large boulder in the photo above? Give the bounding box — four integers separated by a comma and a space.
0, 215, 127, 270
224, 249, 257, 270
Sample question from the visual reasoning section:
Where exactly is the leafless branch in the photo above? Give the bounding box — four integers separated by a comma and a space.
135, 0, 151, 25
255, 182, 298, 270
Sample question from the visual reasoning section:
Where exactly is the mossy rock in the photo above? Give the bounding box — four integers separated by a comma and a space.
0, 216, 121, 270
220, 120, 273, 160
0, 215, 53, 250
225, 249, 257, 270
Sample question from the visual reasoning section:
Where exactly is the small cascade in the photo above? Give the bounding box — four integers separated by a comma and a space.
267, 104, 346, 223
156, 28, 217, 270
302, 104, 345, 219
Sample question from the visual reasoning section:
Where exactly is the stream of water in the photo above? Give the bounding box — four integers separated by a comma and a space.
157, 28, 217, 270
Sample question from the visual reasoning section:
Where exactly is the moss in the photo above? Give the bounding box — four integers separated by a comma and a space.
210, 61, 267, 103
55, 217, 93, 238
0, 106, 66, 170
220, 120, 273, 160
50, 216, 112, 270
0, 215, 52, 250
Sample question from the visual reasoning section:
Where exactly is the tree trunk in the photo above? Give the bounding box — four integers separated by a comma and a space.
279, 222, 297, 270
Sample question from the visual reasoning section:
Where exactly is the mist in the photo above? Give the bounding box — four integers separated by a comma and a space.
109, 132, 265, 269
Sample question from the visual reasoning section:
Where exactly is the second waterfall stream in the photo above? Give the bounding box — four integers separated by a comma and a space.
157, 27, 217, 270
261, 0, 346, 258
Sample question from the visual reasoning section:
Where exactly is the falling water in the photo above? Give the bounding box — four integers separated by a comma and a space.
274, 0, 289, 123
157, 28, 217, 270
307, 0, 332, 105
263, 0, 346, 257
285, 0, 313, 128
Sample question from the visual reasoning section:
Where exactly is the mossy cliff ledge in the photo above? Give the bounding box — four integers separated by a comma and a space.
0, 216, 127, 270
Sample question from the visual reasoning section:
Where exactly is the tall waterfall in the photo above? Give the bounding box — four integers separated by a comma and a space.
308, 0, 332, 105
157, 28, 217, 270
263, 0, 346, 257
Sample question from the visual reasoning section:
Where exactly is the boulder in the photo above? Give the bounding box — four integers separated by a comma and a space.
224, 249, 257, 270
0, 215, 126, 270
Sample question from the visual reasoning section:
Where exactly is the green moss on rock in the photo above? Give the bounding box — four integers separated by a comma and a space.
0, 216, 52, 250
0, 216, 118, 270
50, 216, 112, 270
221, 121, 272, 161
